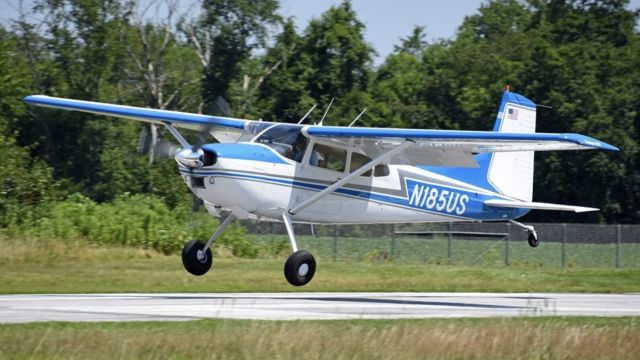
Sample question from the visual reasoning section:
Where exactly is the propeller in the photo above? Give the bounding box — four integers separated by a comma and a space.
186, 95, 233, 212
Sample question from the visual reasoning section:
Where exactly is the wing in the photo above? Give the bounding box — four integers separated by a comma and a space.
302, 125, 618, 167
24, 95, 251, 143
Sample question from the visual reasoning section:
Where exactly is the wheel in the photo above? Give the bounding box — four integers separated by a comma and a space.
284, 250, 316, 286
528, 231, 539, 248
182, 240, 212, 276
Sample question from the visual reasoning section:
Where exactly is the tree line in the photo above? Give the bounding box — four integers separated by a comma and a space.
1, 0, 639, 231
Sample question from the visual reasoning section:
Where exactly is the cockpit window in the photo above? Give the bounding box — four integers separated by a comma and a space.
254, 124, 308, 162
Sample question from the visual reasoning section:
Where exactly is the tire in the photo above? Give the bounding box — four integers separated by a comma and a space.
284, 250, 316, 286
528, 232, 540, 248
182, 240, 212, 276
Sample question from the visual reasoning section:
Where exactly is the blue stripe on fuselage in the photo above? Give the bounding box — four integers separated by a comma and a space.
181, 169, 527, 220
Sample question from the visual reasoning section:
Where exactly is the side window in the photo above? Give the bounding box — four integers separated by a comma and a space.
310, 143, 346, 172
374, 164, 390, 177
350, 152, 372, 177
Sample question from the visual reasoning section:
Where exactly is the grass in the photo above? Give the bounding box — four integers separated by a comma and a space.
1, 236, 639, 293
0, 317, 638, 359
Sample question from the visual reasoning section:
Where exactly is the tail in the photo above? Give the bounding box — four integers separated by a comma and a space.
486, 88, 537, 201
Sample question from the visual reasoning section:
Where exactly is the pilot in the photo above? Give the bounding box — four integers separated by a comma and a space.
291, 133, 309, 162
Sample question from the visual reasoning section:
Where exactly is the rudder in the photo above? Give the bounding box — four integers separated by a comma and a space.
487, 88, 536, 201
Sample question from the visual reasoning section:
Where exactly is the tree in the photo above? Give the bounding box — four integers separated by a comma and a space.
302, 1, 374, 104
119, 0, 202, 163
394, 25, 428, 57
196, 0, 281, 116
254, 18, 312, 122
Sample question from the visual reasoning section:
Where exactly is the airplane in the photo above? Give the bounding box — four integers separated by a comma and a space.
24, 88, 618, 286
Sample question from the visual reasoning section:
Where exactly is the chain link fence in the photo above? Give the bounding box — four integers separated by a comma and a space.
241, 221, 640, 268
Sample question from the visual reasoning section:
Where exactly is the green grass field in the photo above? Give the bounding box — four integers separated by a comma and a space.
2, 236, 639, 359
1, 236, 638, 294
1, 317, 638, 359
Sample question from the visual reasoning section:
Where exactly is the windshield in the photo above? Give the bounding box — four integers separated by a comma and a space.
236, 121, 274, 143
254, 124, 308, 162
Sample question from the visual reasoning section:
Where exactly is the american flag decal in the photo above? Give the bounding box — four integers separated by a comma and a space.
507, 108, 518, 120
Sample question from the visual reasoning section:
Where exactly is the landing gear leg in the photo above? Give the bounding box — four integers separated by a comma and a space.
282, 213, 316, 286
509, 219, 539, 248
182, 214, 236, 276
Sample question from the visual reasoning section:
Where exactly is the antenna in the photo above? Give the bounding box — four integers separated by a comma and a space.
348, 108, 367, 127
317, 97, 334, 126
297, 104, 317, 124
536, 104, 553, 109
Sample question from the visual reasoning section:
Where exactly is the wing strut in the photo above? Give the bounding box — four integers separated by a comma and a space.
288, 140, 414, 216
163, 122, 190, 148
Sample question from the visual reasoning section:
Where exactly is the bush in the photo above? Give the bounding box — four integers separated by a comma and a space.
28, 193, 256, 256
0, 134, 61, 232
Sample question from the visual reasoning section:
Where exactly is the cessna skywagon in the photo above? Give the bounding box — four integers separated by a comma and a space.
24, 89, 618, 286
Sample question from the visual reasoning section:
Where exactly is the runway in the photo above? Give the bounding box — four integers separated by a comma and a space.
1, 293, 639, 323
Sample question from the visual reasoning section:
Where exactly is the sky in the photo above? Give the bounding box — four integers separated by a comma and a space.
2, 0, 640, 65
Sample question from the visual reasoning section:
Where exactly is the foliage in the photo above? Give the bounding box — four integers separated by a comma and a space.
27, 193, 254, 256
0, 135, 60, 231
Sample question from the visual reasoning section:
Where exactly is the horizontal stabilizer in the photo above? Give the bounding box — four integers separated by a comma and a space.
484, 199, 598, 213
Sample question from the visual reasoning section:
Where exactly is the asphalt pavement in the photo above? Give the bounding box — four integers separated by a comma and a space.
1, 292, 639, 323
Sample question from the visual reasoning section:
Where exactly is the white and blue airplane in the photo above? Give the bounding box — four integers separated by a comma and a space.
24, 89, 618, 286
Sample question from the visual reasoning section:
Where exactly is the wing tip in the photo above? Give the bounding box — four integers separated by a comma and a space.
574, 207, 599, 213
566, 133, 619, 151
24, 95, 39, 104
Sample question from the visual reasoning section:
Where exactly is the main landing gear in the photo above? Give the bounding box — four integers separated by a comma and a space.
282, 213, 316, 286
510, 220, 539, 248
181, 212, 316, 286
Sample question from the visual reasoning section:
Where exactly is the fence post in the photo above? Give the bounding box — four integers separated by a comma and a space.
562, 223, 567, 268
505, 222, 510, 266
616, 224, 621, 269
391, 224, 397, 258
447, 222, 453, 263
333, 225, 338, 260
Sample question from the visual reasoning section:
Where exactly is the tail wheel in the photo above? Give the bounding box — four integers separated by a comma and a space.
284, 250, 316, 286
528, 232, 540, 248
182, 240, 212, 276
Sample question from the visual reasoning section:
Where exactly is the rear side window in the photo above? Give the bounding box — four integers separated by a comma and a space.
350, 152, 372, 177
374, 164, 390, 177
310, 143, 346, 172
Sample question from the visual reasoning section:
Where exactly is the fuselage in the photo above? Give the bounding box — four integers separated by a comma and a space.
178, 141, 528, 224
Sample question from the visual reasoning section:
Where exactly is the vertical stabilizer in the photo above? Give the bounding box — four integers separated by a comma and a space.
488, 89, 536, 201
